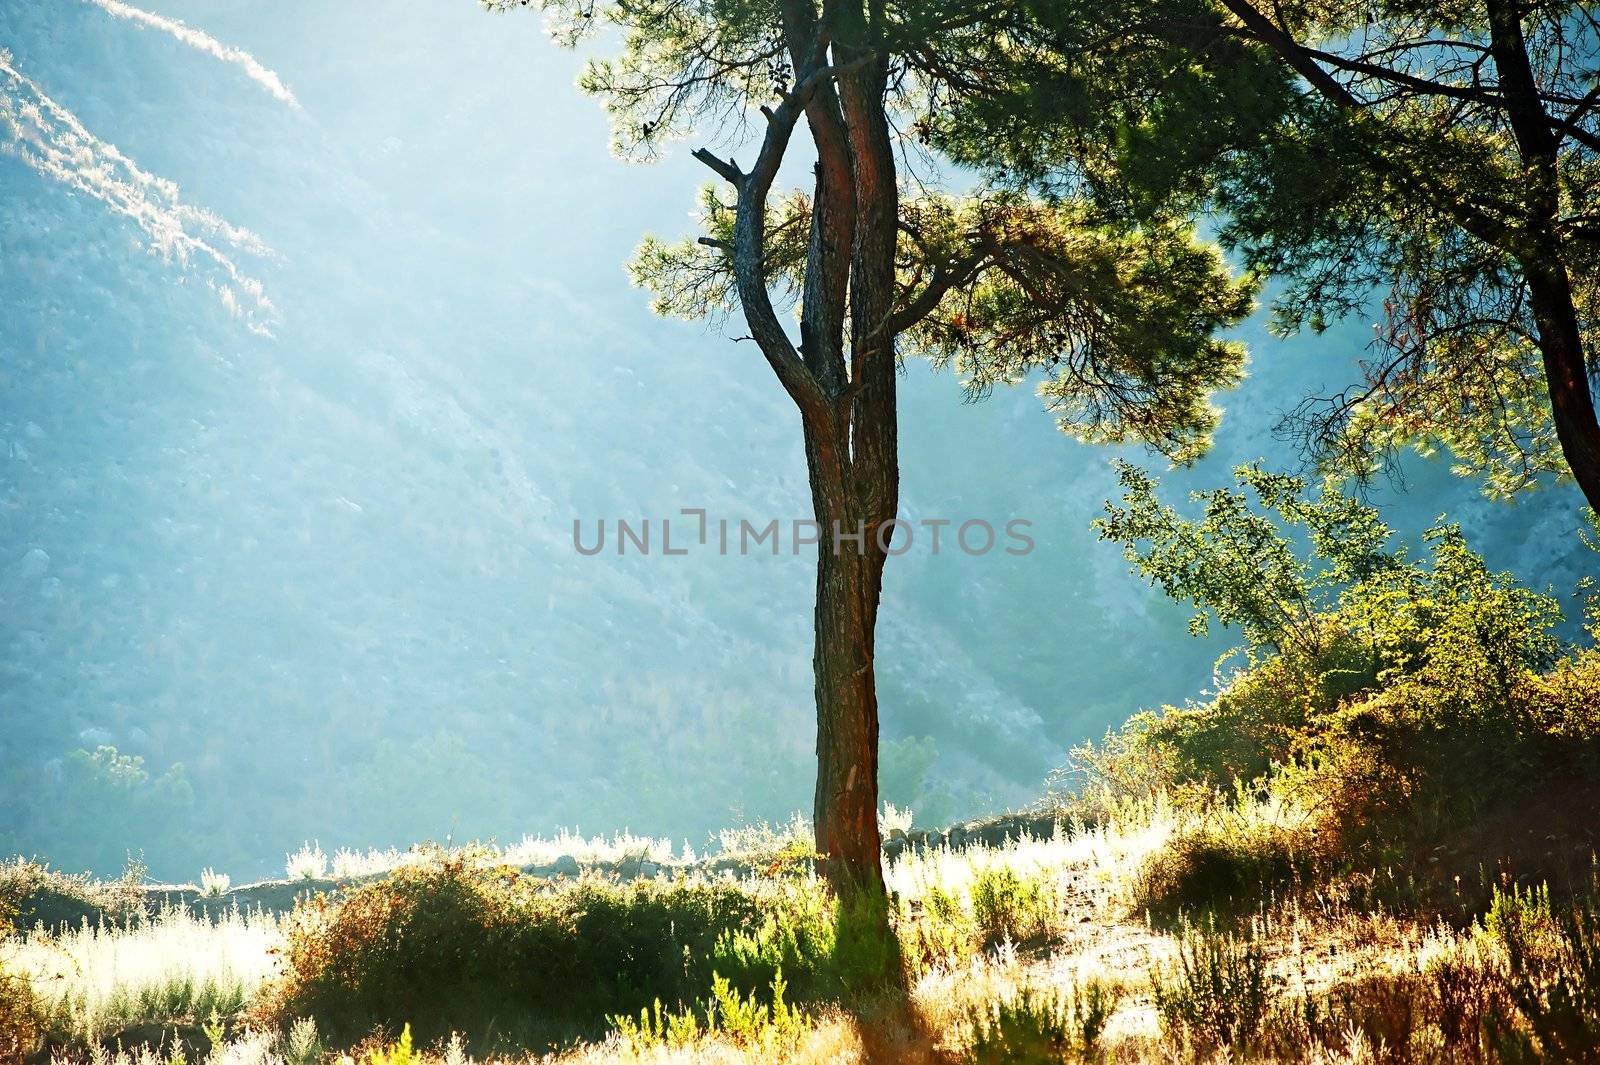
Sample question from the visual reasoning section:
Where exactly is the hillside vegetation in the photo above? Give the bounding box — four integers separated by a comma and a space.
3, 480, 1597, 1063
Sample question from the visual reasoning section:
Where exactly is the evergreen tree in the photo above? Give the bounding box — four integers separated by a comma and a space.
496, 0, 1257, 897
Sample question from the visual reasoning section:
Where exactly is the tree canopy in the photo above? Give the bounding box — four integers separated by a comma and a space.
504, 0, 1260, 460
919, 0, 1600, 506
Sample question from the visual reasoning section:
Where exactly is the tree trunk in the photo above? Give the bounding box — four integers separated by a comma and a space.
1524, 265, 1600, 515
810, 515, 887, 895
1485, 0, 1600, 515
801, 7, 900, 900
803, 417, 889, 897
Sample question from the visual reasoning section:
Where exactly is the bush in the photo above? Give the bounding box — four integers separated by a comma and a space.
970, 866, 1053, 950
966, 979, 1121, 1064
1487, 885, 1600, 1062
257, 853, 870, 1051
899, 884, 976, 978
282, 1018, 324, 1065
1137, 808, 1314, 922
1082, 466, 1600, 909
1150, 924, 1273, 1052
0, 900, 42, 1065
821, 885, 902, 994
0, 858, 146, 931
359, 1023, 419, 1065
610, 971, 808, 1055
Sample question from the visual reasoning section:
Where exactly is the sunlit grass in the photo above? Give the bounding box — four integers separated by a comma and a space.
13, 799, 1597, 1064
885, 794, 1176, 921
877, 803, 913, 837
6, 905, 283, 1045
329, 844, 439, 880
275, 831, 685, 885
284, 843, 328, 881
501, 829, 675, 868
715, 813, 812, 861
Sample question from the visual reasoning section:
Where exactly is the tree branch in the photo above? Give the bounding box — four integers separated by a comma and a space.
1216, 0, 1361, 107
886, 254, 987, 335
1299, 45, 1497, 105
709, 19, 842, 423
690, 149, 743, 186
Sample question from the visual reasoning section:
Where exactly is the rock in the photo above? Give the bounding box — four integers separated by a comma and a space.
972, 822, 1015, 848
638, 860, 659, 878
105, 1021, 209, 1059
12, 548, 48, 582
551, 854, 580, 877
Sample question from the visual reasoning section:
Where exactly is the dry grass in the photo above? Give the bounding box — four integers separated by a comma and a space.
6, 904, 284, 1046
14, 798, 1593, 1065
277, 832, 686, 884
886, 795, 1176, 918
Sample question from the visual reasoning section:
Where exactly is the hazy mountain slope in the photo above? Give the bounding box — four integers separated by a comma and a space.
0, 0, 1591, 879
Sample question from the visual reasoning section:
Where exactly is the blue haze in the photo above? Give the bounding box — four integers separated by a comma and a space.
0, 0, 1590, 879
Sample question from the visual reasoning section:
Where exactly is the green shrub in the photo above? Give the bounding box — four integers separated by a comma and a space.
966, 979, 1121, 1064
258, 853, 869, 1052
970, 866, 1052, 950
1150, 924, 1273, 1052
1083, 466, 1600, 907
824, 885, 902, 994
282, 1018, 324, 1065
1137, 816, 1311, 923
361, 1023, 419, 1065
612, 971, 807, 1055
1487, 886, 1600, 1062
899, 884, 976, 978
610, 997, 704, 1053
0, 858, 146, 932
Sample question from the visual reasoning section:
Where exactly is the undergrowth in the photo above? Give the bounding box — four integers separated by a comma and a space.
1076, 466, 1600, 921
254, 852, 899, 1051
0, 898, 41, 1065
966, 979, 1122, 1063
